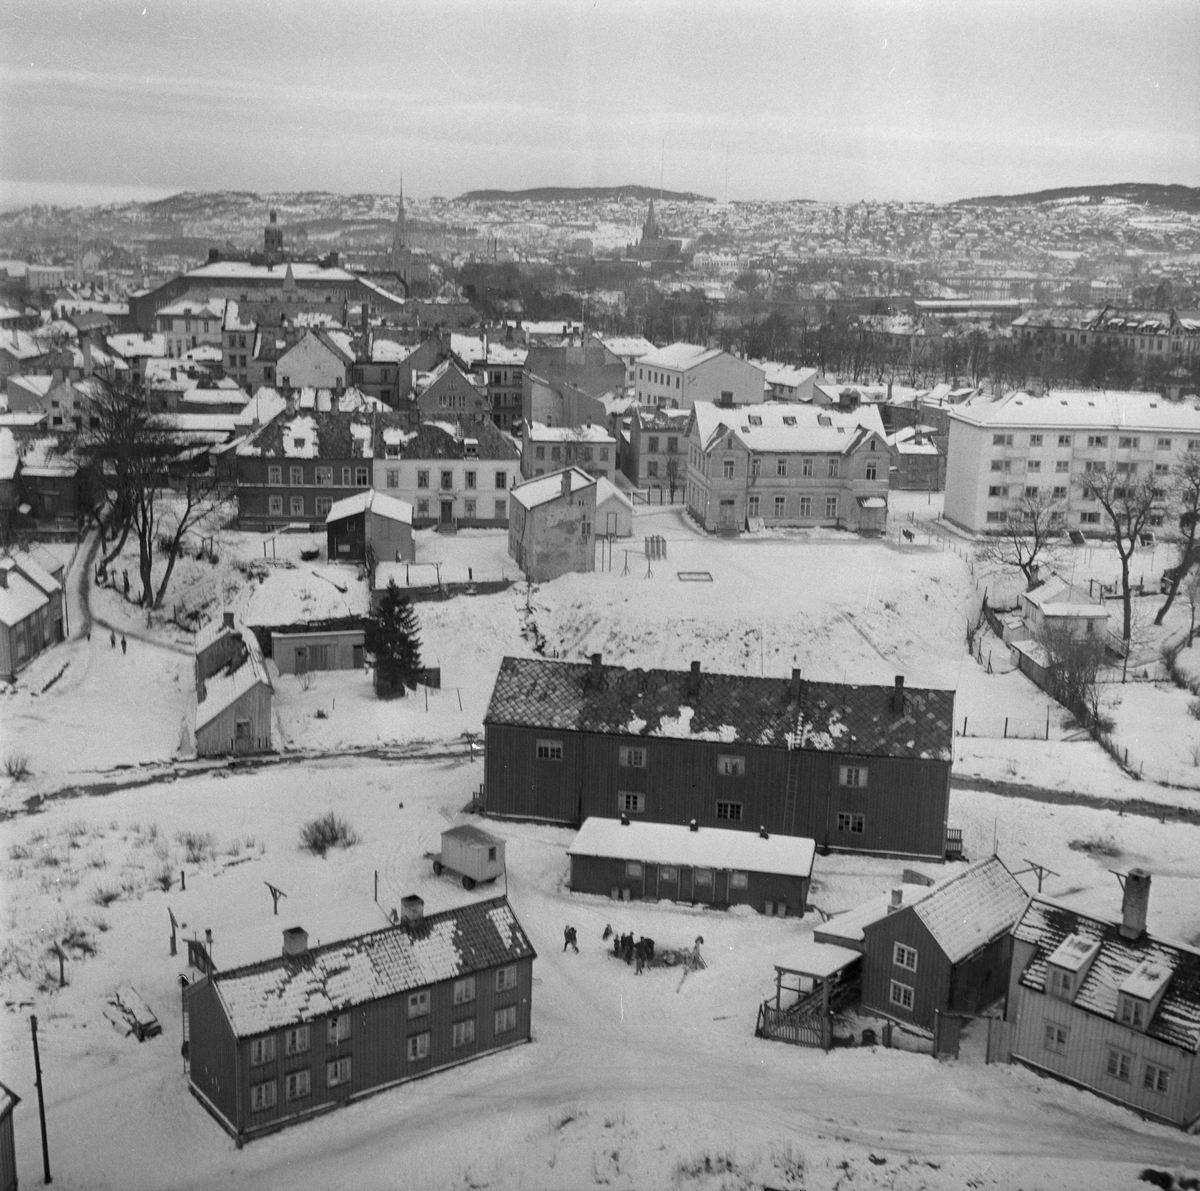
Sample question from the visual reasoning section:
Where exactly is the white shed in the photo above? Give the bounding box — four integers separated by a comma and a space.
594, 477, 634, 538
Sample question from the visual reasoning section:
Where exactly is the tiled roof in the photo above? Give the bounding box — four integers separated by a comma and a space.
484, 657, 955, 760
1014, 896, 1200, 1054
377, 419, 518, 462
212, 896, 536, 1038
906, 856, 1029, 964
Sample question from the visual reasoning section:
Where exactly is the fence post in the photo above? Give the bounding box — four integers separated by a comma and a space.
963, 716, 968, 735
1004, 717, 1008, 739
1046, 708, 1050, 741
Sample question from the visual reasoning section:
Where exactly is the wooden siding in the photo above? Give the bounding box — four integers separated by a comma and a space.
861, 909, 950, 1033
569, 853, 807, 916
185, 976, 240, 1135
484, 723, 949, 859
0, 1108, 14, 1191
195, 683, 273, 757
1009, 983, 1200, 1128
272, 630, 364, 675
948, 933, 1011, 1016
198, 957, 533, 1141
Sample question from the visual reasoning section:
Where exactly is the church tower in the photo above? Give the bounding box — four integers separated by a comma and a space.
391, 180, 407, 267
264, 209, 284, 266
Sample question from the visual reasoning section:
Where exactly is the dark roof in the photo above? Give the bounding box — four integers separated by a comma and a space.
1014, 896, 1200, 1054
484, 657, 954, 760
249, 408, 406, 459
378, 418, 518, 462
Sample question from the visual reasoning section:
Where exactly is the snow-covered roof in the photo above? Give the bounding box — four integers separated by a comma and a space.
106, 332, 167, 360
524, 421, 615, 444
755, 361, 819, 389
7, 374, 55, 400
1014, 895, 1200, 1054
0, 329, 45, 361
816, 890, 932, 946
950, 389, 1200, 433
692, 400, 887, 456
594, 477, 633, 509
17, 437, 75, 478
599, 335, 655, 360
371, 339, 417, 364
0, 560, 50, 627
194, 615, 238, 657
157, 297, 226, 320
781, 940, 863, 978
636, 342, 726, 371
325, 488, 413, 526
234, 388, 287, 428
869, 856, 1028, 965
450, 334, 527, 366
282, 416, 318, 458
567, 817, 816, 878
887, 427, 941, 455
510, 467, 597, 511
1022, 576, 1110, 619
0, 430, 17, 480
195, 627, 271, 730
209, 896, 535, 1038
7, 551, 60, 596
187, 260, 360, 284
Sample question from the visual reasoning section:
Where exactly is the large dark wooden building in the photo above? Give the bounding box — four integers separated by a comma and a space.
483, 656, 956, 860
859, 856, 1029, 1033
184, 895, 535, 1143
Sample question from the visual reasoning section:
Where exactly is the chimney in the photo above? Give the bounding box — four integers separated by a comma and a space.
400, 894, 424, 929
1120, 868, 1151, 940
687, 659, 701, 696
591, 652, 602, 681
561, 469, 572, 500
892, 675, 905, 713
282, 927, 308, 958
789, 667, 802, 701
0, 566, 8, 589
223, 611, 235, 630
689, 819, 698, 833
887, 888, 903, 913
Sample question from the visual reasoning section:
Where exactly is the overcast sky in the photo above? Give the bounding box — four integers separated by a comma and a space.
1, 0, 1197, 209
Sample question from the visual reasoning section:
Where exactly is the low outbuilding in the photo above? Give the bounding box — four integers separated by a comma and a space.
594, 476, 634, 538
567, 816, 815, 917
272, 628, 364, 675
435, 824, 506, 889
194, 623, 273, 756
325, 488, 414, 565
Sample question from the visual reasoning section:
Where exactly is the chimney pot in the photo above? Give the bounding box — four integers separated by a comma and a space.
223, 611, 235, 630
887, 888, 903, 912
1120, 868, 1151, 940
400, 894, 424, 929
689, 819, 698, 833
282, 926, 308, 958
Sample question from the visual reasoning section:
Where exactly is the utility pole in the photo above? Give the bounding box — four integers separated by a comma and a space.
30, 1014, 51, 1184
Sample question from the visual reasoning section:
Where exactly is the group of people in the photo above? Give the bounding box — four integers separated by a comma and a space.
602, 924, 655, 974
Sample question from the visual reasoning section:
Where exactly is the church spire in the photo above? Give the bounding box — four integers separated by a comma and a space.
392, 177, 407, 260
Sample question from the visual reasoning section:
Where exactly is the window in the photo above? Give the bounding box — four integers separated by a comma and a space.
988, 486, 1007, 498
667, 437, 678, 454
495, 966, 517, 993
1116, 462, 1137, 475
386, 468, 399, 488
250, 1036, 276, 1066
722, 459, 735, 479
1157, 438, 1172, 450
315, 497, 332, 516
1053, 486, 1067, 498
600, 448, 609, 462
839, 765, 867, 787
1025, 486, 1039, 497
889, 981, 914, 1010
494, 1005, 518, 1035
659, 866, 678, 882
694, 868, 713, 886
290, 465, 303, 486
536, 739, 562, 761
407, 1032, 430, 1061
1049, 968, 1072, 998
465, 470, 477, 490
284, 1025, 309, 1056
1143, 1063, 1171, 1094
1118, 996, 1145, 1029
625, 861, 643, 878
1155, 462, 1170, 476
417, 470, 429, 488
730, 871, 748, 890
1080, 511, 1100, 524
1058, 435, 1072, 447
1029, 434, 1043, 447
269, 496, 283, 515
618, 791, 645, 814
551, 445, 561, 461
893, 943, 918, 972
314, 466, 333, 486
774, 457, 787, 478
1118, 436, 1139, 449
1043, 1021, 1069, 1054
866, 461, 877, 481
290, 496, 304, 516
648, 436, 660, 453
268, 464, 282, 485
356, 466, 368, 486
408, 989, 430, 1018
464, 499, 476, 518
799, 496, 812, 517
535, 445, 545, 460
327, 1014, 350, 1044
326, 1057, 351, 1088
774, 496, 786, 517
619, 745, 646, 768
342, 467, 351, 485
993, 433, 1014, 446
494, 499, 507, 519
1087, 435, 1108, 448
991, 460, 1011, 472
451, 1018, 476, 1049
647, 461, 659, 478
453, 976, 476, 1006
802, 458, 813, 477
749, 457, 761, 478
417, 499, 429, 517
715, 800, 743, 822
986, 511, 1008, 523
748, 495, 760, 518
825, 496, 838, 518
250, 1080, 277, 1112
1027, 460, 1041, 473
441, 470, 453, 490
827, 458, 839, 478
1083, 460, 1105, 474
717, 754, 745, 777
1055, 460, 1070, 473
837, 812, 865, 833
285, 1069, 311, 1100
1105, 1049, 1131, 1082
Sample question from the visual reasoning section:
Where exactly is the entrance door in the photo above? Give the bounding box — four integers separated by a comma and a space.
714, 869, 730, 906
646, 865, 658, 900
679, 867, 693, 902
440, 501, 454, 525
352, 645, 364, 669
718, 499, 736, 529
294, 647, 307, 675
606, 511, 617, 536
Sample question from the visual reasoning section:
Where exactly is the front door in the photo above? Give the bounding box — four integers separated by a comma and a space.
606, 511, 617, 536
440, 501, 454, 524
645, 864, 658, 900
714, 869, 730, 906
679, 867, 693, 902
294, 647, 307, 675
718, 499, 736, 529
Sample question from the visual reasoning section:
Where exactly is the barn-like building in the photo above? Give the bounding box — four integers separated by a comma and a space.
483, 655, 956, 860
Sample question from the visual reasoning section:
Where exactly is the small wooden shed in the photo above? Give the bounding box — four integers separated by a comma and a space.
194, 626, 273, 756
436, 825, 506, 887
272, 628, 365, 675
594, 477, 634, 538
326, 489, 414, 564
0, 1079, 18, 1191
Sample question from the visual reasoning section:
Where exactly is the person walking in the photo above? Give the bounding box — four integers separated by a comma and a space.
562, 926, 578, 953
120, 635, 127, 655
109, 630, 116, 649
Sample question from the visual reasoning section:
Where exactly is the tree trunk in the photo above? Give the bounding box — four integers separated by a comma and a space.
1119, 551, 1133, 642
101, 517, 133, 570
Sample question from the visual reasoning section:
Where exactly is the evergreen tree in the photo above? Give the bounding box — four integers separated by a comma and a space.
364, 580, 422, 698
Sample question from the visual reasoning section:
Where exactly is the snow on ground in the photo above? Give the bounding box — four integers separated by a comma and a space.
2, 759, 1198, 1191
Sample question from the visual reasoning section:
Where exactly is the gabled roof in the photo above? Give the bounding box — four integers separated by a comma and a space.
325, 488, 413, 526
0, 558, 51, 627
484, 657, 955, 760
378, 418, 518, 462
523, 421, 615, 444
210, 896, 535, 1038
599, 335, 655, 359
106, 332, 167, 360
691, 401, 887, 456
0, 329, 46, 361
1022, 575, 1110, 618
510, 467, 597, 511
594, 477, 633, 509
194, 615, 238, 657
568, 816, 815, 878
637, 342, 727, 371
195, 627, 271, 730
1014, 896, 1200, 1054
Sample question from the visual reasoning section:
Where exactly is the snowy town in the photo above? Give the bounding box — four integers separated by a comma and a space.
3, 7, 1200, 1191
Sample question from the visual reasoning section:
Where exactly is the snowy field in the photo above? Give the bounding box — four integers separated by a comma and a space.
2, 495, 1200, 1187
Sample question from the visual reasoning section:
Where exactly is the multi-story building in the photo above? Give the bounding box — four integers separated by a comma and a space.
276, 328, 354, 392
413, 360, 490, 426
622, 406, 692, 495
220, 301, 256, 389
754, 361, 819, 403
156, 297, 227, 360
1011, 306, 1200, 372
634, 344, 764, 410
521, 422, 615, 483
508, 467, 597, 582
375, 419, 518, 528
685, 401, 890, 534
597, 335, 655, 387
451, 334, 528, 431
943, 389, 1200, 534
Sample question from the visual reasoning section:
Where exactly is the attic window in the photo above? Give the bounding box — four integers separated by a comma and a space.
782, 416, 796, 426
747, 415, 762, 426
293, 437, 306, 449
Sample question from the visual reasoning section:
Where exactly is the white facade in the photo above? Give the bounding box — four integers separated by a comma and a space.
276, 331, 350, 392
945, 390, 1200, 534
156, 299, 226, 360
375, 456, 516, 526
634, 344, 765, 410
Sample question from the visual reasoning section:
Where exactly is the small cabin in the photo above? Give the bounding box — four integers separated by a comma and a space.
440, 825, 506, 885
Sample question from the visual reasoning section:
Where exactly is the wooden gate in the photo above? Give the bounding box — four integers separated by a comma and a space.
986, 1017, 1013, 1065
755, 998, 826, 1049
934, 1010, 963, 1059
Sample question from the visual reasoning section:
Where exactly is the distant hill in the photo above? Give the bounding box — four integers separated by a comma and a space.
455, 185, 714, 204
957, 183, 1200, 212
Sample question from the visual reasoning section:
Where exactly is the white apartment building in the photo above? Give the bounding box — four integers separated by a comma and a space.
944, 389, 1200, 534
597, 335, 655, 387
521, 422, 616, 482
156, 298, 226, 360
633, 343, 764, 410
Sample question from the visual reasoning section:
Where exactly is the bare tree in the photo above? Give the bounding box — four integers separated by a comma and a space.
1081, 465, 1164, 644
1038, 620, 1109, 731
1184, 567, 1200, 647
976, 489, 1065, 589
1155, 449, 1200, 624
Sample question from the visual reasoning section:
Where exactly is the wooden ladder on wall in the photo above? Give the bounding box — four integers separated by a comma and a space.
782, 738, 801, 836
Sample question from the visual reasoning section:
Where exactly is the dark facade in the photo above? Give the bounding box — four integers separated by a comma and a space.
184, 897, 536, 1143
483, 657, 955, 860
0, 1081, 17, 1191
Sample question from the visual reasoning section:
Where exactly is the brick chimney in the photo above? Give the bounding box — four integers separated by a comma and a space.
282, 927, 308, 958
561, 469, 572, 500
1120, 868, 1151, 940
887, 888, 903, 913
687, 659, 701, 697
789, 667, 802, 701
892, 675, 905, 713
400, 894, 424, 929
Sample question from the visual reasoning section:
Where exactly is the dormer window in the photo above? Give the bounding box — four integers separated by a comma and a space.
1048, 967, 1073, 1000
1118, 995, 1146, 1030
